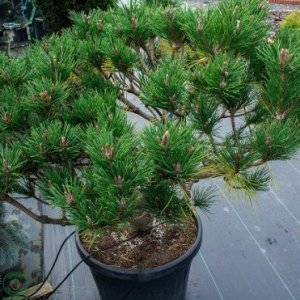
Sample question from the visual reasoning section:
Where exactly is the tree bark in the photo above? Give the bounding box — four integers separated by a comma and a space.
0, 194, 69, 226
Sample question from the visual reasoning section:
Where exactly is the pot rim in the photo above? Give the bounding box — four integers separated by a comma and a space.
75, 213, 202, 279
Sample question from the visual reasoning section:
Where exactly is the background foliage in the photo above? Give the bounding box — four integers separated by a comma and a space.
33, 0, 116, 32
280, 11, 300, 30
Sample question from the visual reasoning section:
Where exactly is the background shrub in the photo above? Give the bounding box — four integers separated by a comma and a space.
33, 0, 116, 32
281, 11, 300, 30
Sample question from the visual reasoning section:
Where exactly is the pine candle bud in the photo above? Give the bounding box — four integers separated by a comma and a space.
173, 163, 182, 173
114, 176, 124, 186
197, 19, 203, 33
96, 20, 103, 31
2, 112, 12, 124
279, 48, 292, 67
169, 94, 176, 104
131, 15, 138, 28
39, 91, 49, 102
166, 7, 174, 19
160, 131, 170, 148
164, 74, 170, 86
220, 78, 227, 89
276, 111, 287, 120
1, 71, 9, 81
233, 5, 239, 14
42, 130, 49, 139
64, 191, 74, 204
43, 44, 50, 54
102, 144, 114, 161
215, 44, 222, 54
2, 159, 10, 173
188, 145, 195, 153
52, 57, 57, 65
222, 65, 229, 77
235, 20, 241, 32
60, 136, 68, 150
265, 135, 273, 146
39, 143, 46, 154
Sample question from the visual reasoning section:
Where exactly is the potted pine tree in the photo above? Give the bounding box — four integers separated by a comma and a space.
1, 0, 300, 299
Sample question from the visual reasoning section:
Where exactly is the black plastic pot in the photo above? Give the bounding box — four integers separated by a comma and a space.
14, 27, 28, 43
34, 18, 47, 40
76, 215, 202, 300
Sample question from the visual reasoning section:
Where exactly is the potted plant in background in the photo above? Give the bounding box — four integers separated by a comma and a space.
1, 0, 300, 299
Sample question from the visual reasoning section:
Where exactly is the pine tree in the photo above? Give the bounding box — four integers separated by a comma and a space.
0, 0, 300, 239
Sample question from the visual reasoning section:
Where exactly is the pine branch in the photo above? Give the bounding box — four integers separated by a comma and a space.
136, 46, 149, 73
125, 72, 141, 87
145, 105, 160, 118
0, 194, 69, 226
153, 107, 163, 119
14, 195, 50, 206
118, 92, 155, 121
141, 44, 156, 69
222, 109, 255, 118
230, 109, 239, 144
33, 195, 51, 206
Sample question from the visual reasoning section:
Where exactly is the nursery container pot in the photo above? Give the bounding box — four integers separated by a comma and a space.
34, 18, 47, 39
76, 214, 202, 300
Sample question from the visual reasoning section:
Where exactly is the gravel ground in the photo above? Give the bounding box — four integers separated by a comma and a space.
189, 0, 300, 10
189, 1, 300, 29
269, 10, 291, 29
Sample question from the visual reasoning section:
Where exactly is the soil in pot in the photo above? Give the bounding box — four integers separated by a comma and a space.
80, 215, 197, 269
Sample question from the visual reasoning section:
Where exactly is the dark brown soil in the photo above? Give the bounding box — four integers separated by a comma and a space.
81, 218, 197, 269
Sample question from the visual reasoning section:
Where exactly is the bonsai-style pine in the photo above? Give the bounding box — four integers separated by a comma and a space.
1, 0, 300, 269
